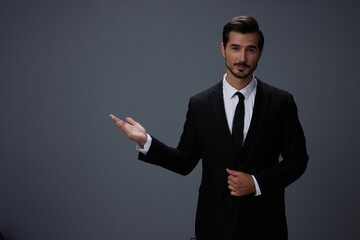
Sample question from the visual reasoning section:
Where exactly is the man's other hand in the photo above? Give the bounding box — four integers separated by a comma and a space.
109, 114, 147, 148
226, 168, 256, 197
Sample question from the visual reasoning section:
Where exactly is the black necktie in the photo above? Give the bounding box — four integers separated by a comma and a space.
232, 92, 245, 150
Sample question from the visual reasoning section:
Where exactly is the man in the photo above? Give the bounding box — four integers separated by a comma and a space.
110, 16, 308, 240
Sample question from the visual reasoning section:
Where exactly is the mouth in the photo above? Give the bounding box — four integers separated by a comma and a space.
234, 64, 248, 70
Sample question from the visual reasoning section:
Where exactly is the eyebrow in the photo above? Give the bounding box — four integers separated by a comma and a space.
230, 44, 258, 49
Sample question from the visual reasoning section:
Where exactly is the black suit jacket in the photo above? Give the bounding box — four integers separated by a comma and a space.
139, 79, 308, 240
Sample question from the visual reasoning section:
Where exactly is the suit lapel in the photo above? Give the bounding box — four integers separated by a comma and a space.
243, 79, 270, 150
207, 79, 271, 159
208, 82, 238, 158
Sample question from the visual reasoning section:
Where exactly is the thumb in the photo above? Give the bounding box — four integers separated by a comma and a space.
226, 168, 237, 175
125, 117, 137, 125
226, 168, 243, 176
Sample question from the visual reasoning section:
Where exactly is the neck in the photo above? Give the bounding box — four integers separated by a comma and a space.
225, 72, 253, 90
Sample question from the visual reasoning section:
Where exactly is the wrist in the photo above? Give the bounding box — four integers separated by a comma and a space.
138, 134, 148, 148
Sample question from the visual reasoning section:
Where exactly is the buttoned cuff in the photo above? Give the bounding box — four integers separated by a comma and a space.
136, 134, 152, 154
251, 175, 262, 196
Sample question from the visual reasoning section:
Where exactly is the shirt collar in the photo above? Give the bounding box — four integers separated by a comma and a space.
222, 73, 257, 100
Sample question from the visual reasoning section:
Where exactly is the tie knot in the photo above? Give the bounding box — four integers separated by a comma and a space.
235, 92, 244, 101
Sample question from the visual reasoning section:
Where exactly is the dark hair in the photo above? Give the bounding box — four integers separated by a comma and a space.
222, 16, 264, 50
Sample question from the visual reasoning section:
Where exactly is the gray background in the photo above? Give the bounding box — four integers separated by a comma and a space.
1, 0, 360, 239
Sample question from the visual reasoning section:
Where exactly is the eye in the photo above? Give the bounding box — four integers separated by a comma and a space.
231, 47, 239, 51
247, 48, 256, 53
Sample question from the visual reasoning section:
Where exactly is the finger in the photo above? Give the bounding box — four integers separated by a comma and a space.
125, 117, 137, 126
227, 175, 237, 183
230, 191, 241, 197
109, 115, 127, 131
228, 180, 240, 190
109, 114, 120, 121
228, 185, 236, 191
115, 119, 126, 129
110, 114, 124, 126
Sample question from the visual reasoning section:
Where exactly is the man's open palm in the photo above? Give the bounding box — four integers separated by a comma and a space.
109, 114, 147, 147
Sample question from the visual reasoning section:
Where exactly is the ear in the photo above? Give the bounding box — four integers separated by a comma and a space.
221, 42, 226, 58
259, 48, 264, 58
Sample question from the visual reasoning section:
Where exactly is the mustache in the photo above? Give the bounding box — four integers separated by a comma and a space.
234, 62, 249, 68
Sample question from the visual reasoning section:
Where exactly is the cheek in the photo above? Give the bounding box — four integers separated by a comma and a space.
226, 55, 236, 64
248, 56, 259, 65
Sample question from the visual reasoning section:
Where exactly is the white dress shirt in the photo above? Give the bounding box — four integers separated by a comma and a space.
222, 74, 261, 196
222, 74, 256, 138
137, 73, 261, 195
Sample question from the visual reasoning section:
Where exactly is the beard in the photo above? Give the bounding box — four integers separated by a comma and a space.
225, 60, 258, 80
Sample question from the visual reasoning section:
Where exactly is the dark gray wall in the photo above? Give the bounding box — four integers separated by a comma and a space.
1, 0, 360, 239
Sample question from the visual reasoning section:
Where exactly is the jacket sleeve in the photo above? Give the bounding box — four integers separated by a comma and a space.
254, 94, 309, 195
138, 98, 201, 176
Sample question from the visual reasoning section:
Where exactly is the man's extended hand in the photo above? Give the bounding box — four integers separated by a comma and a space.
226, 168, 256, 197
109, 114, 147, 148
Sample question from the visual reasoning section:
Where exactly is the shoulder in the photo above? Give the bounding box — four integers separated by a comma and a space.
257, 78, 294, 104
257, 78, 299, 116
189, 81, 222, 103
257, 78, 291, 97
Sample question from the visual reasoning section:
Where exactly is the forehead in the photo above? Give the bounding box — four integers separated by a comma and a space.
228, 31, 259, 47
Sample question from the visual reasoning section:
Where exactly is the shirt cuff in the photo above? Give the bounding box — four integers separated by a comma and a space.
251, 175, 262, 196
136, 134, 152, 154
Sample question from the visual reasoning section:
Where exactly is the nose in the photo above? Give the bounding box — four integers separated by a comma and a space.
238, 49, 247, 63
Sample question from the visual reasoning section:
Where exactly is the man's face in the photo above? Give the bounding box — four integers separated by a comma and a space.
221, 31, 263, 82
